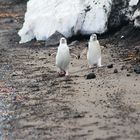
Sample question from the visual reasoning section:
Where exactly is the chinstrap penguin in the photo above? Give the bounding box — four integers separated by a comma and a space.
87, 34, 102, 68
56, 37, 70, 76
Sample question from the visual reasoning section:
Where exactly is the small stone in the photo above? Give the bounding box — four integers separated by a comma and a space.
48, 53, 51, 56
126, 74, 131, 77
107, 64, 113, 69
121, 65, 126, 70
114, 69, 118, 73
86, 73, 96, 79
134, 65, 140, 74
135, 46, 140, 54
136, 58, 140, 63
77, 54, 80, 59
128, 69, 133, 73
85, 42, 88, 48
0, 18, 14, 24
121, 35, 124, 39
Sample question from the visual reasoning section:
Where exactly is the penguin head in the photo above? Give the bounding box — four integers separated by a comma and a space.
90, 34, 97, 41
60, 37, 67, 45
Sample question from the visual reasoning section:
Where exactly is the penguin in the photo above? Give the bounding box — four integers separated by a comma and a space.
56, 37, 70, 76
87, 34, 102, 68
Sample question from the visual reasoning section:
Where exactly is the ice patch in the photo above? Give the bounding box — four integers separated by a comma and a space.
18, 0, 112, 43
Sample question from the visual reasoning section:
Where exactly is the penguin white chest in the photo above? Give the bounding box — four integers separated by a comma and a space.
87, 41, 101, 65
56, 45, 70, 70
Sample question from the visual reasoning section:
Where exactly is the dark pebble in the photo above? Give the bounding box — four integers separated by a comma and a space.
77, 54, 80, 59
134, 65, 140, 74
121, 65, 126, 70
48, 53, 51, 56
135, 46, 140, 54
107, 64, 113, 69
127, 74, 131, 77
86, 73, 96, 79
85, 42, 88, 48
114, 69, 118, 73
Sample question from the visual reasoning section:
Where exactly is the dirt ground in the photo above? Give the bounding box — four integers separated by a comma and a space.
0, 2, 140, 140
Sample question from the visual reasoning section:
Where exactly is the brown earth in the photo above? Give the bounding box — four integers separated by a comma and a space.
0, 2, 140, 140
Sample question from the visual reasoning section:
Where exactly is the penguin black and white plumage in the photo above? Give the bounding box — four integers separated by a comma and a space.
56, 37, 70, 76
87, 34, 102, 68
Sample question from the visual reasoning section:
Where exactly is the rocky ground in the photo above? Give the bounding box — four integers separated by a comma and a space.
0, 2, 140, 140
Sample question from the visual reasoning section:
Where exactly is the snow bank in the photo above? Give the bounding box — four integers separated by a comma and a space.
129, 0, 140, 27
18, 0, 112, 43
129, 0, 139, 7
132, 10, 140, 27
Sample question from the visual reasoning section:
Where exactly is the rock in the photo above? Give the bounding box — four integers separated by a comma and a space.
134, 65, 140, 74
108, 0, 129, 30
77, 54, 80, 59
121, 65, 126, 70
127, 66, 133, 73
85, 42, 88, 48
114, 69, 118, 73
86, 73, 96, 79
0, 18, 14, 24
135, 46, 140, 54
127, 74, 131, 77
121, 35, 125, 39
72, 112, 85, 118
48, 53, 51, 56
45, 31, 66, 47
107, 64, 113, 68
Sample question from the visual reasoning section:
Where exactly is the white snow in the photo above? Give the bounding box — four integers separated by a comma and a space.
129, 0, 139, 7
127, 0, 140, 27
80, 0, 112, 34
18, 0, 112, 43
132, 9, 140, 20
132, 9, 140, 27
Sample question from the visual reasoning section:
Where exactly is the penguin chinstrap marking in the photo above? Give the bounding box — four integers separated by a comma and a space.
87, 34, 102, 68
56, 38, 70, 76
